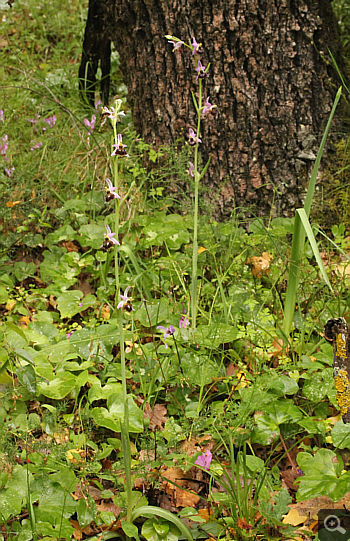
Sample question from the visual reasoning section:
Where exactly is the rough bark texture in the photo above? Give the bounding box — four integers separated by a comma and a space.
81, 0, 343, 219
79, 0, 111, 106
325, 318, 350, 423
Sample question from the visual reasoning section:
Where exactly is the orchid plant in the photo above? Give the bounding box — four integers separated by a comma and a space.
166, 34, 215, 330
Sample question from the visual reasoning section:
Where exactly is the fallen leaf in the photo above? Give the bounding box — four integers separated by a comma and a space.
282, 508, 307, 526
144, 402, 167, 431
5, 299, 16, 311
62, 240, 79, 252
246, 252, 271, 278
70, 519, 82, 540
6, 201, 21, 207
100, 304, 110, 320
19, 316, 31, 328
198, 509, 213, 522
268, 338, 284, 358
162, 467, 200, 508
237, 517, 253, 531
198, 247, 207, 254
97, 501, 122, 517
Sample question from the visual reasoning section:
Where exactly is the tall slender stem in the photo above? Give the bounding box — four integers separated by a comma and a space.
191, 79, 202, 330
111, 110, 133, 523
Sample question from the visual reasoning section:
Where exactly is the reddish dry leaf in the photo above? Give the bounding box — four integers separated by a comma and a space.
144, 402, 167, 431
62, 240, 79, 252
226, 362, 238, 377
162, 466, 200, 508
97, 501, 122, 517
237, 517, 253, 531
246, 252, 271, 278
70, 519, 82, 540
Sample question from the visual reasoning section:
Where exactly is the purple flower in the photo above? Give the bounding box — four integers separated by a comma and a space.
0, 134, 8, 156
168, 40, 184, 51
79, 302, 83, 307
187, 162, 195, 177
179, 316, 189, 329
117, 286, 135, 310
156, 325, 175, 349
84, 114, 96, 135
188, 128, 201, 146
105, 178, 121, 200
101, 106, 126, 126
195, 450, 212, 471
30, 141, 42, 151
67, 330, 75, 339
202, 97, 216, 116
195, 60, 208, 80
192, 37, 202, 55
95, 99, 102, 109
45, 115, 57, 128
100, 224, 120, 249
0, 110, 4, 121
111, 134, 129, 157
4, 167, 14, 177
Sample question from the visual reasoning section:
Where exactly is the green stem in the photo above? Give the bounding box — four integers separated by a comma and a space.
191, 79, 202, 330
111, 116, 133, 524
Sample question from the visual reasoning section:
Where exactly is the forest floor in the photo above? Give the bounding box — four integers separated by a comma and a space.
1, 1, 350, 540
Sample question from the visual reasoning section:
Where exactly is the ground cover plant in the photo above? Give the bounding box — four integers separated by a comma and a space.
1, 1, 350, 541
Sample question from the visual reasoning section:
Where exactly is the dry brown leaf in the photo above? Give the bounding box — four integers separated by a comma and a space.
62, 240, 79, 252
163, 466, 200, 508
70, 519, 82, 540
268, 338, 284, 358
144, 402, 167, 431
6, 200, 21, 207
100, 304, 110, 320
226, 362, 238, 377
237, 517, 253, 531
282, 508, 307, 526
19, 316, 31, 328
246, 252, 272, 278
49, 295, 57, 309
198, 509, 213, 522
5, 299, 16, 311
97, 501, 122, 517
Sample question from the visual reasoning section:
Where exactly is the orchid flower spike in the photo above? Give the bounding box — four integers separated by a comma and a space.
191, 37, 203, 55
187, 162, 195, 177
188, 128, 202, 146
105, 178, 121, 200
156, 325, 175, 349
168, 39, 184, 51
100, 224, 120, 250
111, 133, 129, 157
195, 60, 208, 80
84, 114, 96, 134
117, 286, 135, 310
202, 97, 216, 116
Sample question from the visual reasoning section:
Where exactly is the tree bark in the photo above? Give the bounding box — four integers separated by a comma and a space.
83, 0, 344, 220
324, 318, 350, 423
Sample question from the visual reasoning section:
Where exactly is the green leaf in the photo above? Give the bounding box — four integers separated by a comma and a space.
251, 413, 279, 445
122, 522, 141, 541
264, 400, 303, 425
195, 323, 238, 348
135, 298, 170, 327
37, 373, 77, 399
142, 518, 181, 541
181, 353, 218, 385
17, 364, 36, 393
296, 449, 350, 501
332, 420, 350, 449
57, 290, 96, 318
77, 497, 97, 528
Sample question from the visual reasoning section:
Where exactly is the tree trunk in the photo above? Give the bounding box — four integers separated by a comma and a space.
84, 0, 344, 220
